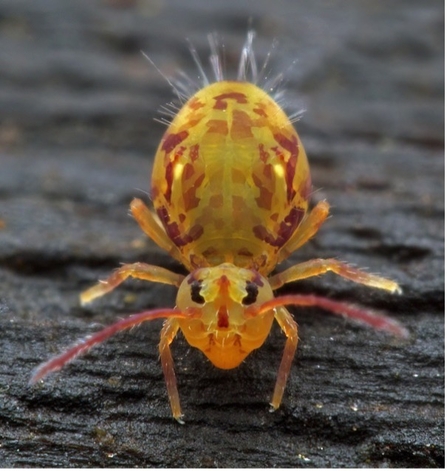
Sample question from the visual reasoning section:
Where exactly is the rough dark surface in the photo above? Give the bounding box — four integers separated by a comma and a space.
0, 0, 444, 467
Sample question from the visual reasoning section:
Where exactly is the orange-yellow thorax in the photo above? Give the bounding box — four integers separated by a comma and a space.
151, 81, 311, 274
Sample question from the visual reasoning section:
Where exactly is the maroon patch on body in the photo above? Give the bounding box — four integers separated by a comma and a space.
206, 119, 229, 135
188, 97, 205, 110
156, 206, 203, 247
217, 306, 229, 329
182, 163, 195, 181
189, 144, 200, 161
231, 110, 253, 140
183, 187, 201, 211
273, 133, 299, 203
162, 130, 189, 154
253, 207, 305, 248
164, 161, 175, 202
253, 107, 268, 118
213, 92, 248, 110
252, 173, 273, 210
183, 173, 205, 211
258, 144, 269, 162
237, 247, 253, 258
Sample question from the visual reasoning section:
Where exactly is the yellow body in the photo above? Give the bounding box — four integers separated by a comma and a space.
152, 81, 311, 274
34, 38, 402, 423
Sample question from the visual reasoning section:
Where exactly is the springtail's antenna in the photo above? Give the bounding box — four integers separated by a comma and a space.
250, 295, 409, 338
30, 307, 199, 384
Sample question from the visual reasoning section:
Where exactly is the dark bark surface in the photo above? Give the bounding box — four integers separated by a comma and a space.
0, 0, 444, 467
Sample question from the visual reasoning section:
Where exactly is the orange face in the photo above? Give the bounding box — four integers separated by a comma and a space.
175, 263, 274, 369
151, 81, 311, 274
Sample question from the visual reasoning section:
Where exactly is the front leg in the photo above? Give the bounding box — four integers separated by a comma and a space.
80, 262, 184, 305
270, 307, 299, 411
269, 258, 401, 293
159, 318, 183, 423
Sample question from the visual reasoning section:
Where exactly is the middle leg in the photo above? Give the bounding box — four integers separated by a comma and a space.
269, 258, 401, 293
80, 262, 185, 305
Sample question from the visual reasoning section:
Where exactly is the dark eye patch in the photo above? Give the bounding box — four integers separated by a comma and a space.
190, 279, 205, 304
242, 281, 258, 305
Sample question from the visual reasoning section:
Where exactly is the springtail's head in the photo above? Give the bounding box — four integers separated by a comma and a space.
176, 263, 274, 330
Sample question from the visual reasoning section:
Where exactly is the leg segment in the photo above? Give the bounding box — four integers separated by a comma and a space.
130, 198, 184, 263
159, 318, 183, 423
80, 262, 184, 305
270, 307, 299, 411
269, 258, 401, 293
277, 200, 330, 263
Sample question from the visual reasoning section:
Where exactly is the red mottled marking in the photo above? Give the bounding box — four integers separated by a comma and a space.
188, 224, 204, 241
185, 116, 204, 129
258, 144, 269, 163
273, 133, 299, 202
157, 207, 203, 247
231, 110, 253, 140
252, 225, 280, 247
189, 144, 200, 161
252, 173, 273, 210
164, 161, 175, 202
202, 246, 218, 258
206, 119, 229, 135
183, 173, 205, 211
263, 163, 273, 180
182, 163, 195, 181
217, 306, 229, 328
277, 207, 305, 242
253, 207, 304, 248
237, 248, 254, 258
183, 187, 201, 212
179, 213, 186, 223
188, 97, 205, 110
162, 130, 189, 154
213, 92, 248, 110
253, 107, 268, 118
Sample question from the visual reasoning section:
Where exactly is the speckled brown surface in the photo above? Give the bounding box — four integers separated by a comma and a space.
0, 0, 443, 467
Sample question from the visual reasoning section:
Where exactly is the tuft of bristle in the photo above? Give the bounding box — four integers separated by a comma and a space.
142, 31, 305, 127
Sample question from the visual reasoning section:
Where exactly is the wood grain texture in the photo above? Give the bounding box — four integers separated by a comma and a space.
0, 0, 443, 467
